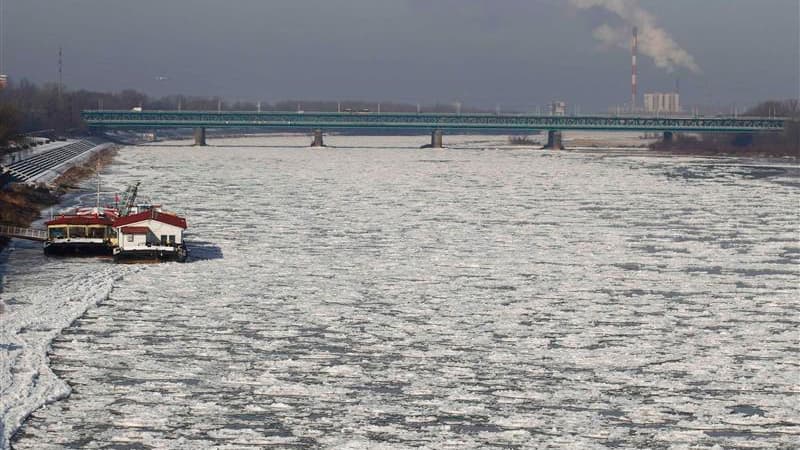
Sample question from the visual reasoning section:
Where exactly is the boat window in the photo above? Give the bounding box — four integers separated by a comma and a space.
49, 227, 66, 239
127, 234, 134, 242
88, 227, 105, 238
160, 235, 168, 246
69, 226, 87, 238
168, 235, 176, 245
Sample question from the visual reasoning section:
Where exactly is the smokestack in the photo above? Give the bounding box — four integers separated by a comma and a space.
631, 26, 638, 111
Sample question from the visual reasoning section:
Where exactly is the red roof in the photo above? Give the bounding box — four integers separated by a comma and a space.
114, 209, 187, 229
76, 207, 119, 220
46, 215, 114, 226
120, 226, 150, 234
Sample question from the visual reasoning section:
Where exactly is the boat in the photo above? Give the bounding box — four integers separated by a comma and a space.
43, 175, 120, 256
41, 178, 189, 263
44, 176, 134, 256
112, 207, 188, 263
43, 206, 118, 256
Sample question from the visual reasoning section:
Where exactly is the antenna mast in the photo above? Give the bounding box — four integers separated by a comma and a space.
96, 165, 101, 209
0, 0, 4, 74
631, 26, 638, 112
0, 0, 7, 89
58, 47, 63, 101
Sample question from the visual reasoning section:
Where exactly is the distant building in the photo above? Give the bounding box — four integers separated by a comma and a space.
644, 93, 681, 114
551, 101, 567, 116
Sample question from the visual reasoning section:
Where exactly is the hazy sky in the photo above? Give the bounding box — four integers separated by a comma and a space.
2, 0, 798, 111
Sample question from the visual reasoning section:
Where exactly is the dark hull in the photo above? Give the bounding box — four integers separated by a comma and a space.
44, 242, 113, 257
113, 247, 188, 263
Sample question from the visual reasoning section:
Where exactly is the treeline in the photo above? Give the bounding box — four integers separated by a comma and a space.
653, 100, 799, 157
0, 78, 489, 142
744, 99, 799, 118
0, 103, 20, 146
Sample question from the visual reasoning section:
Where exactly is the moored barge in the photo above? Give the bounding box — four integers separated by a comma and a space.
43, 207, 118, 256
112, 208, 188, 262
41, 180, 189, 263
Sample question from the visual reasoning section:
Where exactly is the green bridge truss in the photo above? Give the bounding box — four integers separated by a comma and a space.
82, 110, 787, 133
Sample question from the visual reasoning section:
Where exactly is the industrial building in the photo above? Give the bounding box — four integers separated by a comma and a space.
644, 93, 681, 114
551, 101, 567, 116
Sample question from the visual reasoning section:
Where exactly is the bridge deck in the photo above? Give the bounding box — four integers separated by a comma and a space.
82, 110, 786, 133
0, 225, 48, 242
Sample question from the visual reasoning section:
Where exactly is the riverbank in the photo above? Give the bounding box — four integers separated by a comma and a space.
651, 141, 800, 158
650, 126, 799, 158
0, 146, 118, 250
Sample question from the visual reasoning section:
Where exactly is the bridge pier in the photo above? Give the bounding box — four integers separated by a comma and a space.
194, 127, 207, 146
663, 131, 674, 143
311, 129, 325, 147
432, 130, 443, 148
544, 130, 564, 150
786, 119, 799, 153
421, 130, 444, 149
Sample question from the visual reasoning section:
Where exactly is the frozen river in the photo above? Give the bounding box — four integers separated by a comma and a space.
2, 135, 799, 448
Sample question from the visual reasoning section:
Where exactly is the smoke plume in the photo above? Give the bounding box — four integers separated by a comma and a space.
569, 0, 700, 73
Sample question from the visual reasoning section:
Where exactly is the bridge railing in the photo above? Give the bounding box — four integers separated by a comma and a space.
81, 110, 788, 133
82, 109, 787, 120
0, 225, 48, 242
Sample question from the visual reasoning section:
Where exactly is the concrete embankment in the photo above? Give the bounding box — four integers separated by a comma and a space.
1, 139, 116, 186
0, 140, 118, 250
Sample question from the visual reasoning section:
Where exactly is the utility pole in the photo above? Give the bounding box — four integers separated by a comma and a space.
0, 0, 5, 80
631, 26, 638, 112
57, 47, 63, 102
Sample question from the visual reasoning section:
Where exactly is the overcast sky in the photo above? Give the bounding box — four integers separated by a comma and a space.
2, 0, 798, 111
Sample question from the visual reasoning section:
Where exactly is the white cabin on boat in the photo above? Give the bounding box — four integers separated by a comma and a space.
114, 209, 188, 252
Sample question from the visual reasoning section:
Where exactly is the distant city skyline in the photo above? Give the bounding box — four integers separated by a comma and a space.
2, 0, 798, 112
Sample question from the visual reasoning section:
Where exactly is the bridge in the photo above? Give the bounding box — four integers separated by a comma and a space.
0, 225, 48, 242
82, 110, 787, 149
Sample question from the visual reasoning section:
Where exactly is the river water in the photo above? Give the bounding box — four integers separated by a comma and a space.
3, 135, 799, 448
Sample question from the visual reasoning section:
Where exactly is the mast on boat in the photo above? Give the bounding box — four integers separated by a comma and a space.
118, 181, 140, 216
95, 165, 101, 209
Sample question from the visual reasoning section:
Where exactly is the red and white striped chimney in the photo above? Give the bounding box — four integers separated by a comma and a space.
631, 26, 638, 111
